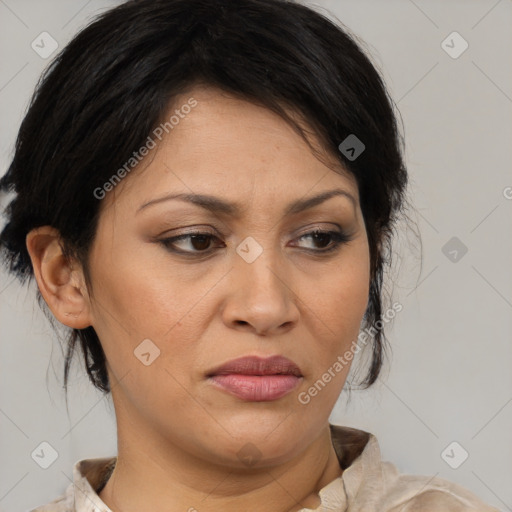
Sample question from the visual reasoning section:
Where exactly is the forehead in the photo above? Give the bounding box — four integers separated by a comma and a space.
103, 86, 359, 212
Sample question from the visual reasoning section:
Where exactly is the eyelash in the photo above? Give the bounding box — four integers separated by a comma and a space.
157, 228, 353, 256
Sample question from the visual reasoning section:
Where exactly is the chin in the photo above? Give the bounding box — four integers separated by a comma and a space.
201, 414, 312, 467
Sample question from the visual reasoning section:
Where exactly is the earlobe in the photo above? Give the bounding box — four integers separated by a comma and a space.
26, 226, 93, 329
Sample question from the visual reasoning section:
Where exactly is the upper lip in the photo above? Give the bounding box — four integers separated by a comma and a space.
207, 355, 303, 377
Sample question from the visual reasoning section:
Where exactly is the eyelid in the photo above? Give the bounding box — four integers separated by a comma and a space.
157, 225, 221, 238
294, 222, 343, 236
158, 222, 345, 241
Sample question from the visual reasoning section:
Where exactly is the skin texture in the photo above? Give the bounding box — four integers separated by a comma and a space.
26, 86, 371, 512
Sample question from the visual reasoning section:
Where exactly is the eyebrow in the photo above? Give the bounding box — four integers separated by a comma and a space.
137, 188, 356, 217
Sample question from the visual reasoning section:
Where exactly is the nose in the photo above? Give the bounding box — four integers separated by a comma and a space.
221, 242, 300, 337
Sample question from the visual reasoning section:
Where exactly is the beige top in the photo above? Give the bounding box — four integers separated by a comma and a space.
30, 424, 500, 512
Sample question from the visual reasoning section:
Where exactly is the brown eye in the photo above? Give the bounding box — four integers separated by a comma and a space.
186, 234, 214, 251
294, 229, 351, 252
159, 231, 224, 255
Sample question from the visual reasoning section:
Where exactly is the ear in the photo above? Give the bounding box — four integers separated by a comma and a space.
26, 226, 93, 329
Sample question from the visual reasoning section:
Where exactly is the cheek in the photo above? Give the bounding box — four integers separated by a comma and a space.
300, 266, 369, 414
306, 245, 370, 379
87, 235, 213, 401
88, 231, 181, 332
315, 246, 370, 333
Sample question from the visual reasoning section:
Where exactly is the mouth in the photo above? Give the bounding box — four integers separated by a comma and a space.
206, 355, 303, 402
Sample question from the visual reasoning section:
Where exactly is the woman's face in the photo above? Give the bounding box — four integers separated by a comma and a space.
85, 86, 370, 467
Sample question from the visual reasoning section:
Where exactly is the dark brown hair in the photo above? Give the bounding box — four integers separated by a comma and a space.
0, 0, 414, 396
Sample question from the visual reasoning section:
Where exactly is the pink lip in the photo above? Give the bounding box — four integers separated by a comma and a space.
207, 355, 303, 402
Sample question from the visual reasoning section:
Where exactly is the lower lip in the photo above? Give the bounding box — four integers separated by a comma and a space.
209, 374, 302, 401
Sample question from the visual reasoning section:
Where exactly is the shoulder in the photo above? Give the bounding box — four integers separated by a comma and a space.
329, 424, 500, 512
380, 461, 501, 512
28, 456, 116, 512
28, 482, 74, 511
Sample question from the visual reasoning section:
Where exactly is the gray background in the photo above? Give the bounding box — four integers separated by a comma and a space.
0, 0, 511, 510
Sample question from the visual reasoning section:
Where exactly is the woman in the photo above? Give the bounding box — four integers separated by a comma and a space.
0, 0, 500, 510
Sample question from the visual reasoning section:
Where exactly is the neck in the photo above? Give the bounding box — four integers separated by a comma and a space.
99, 422, 343, 512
